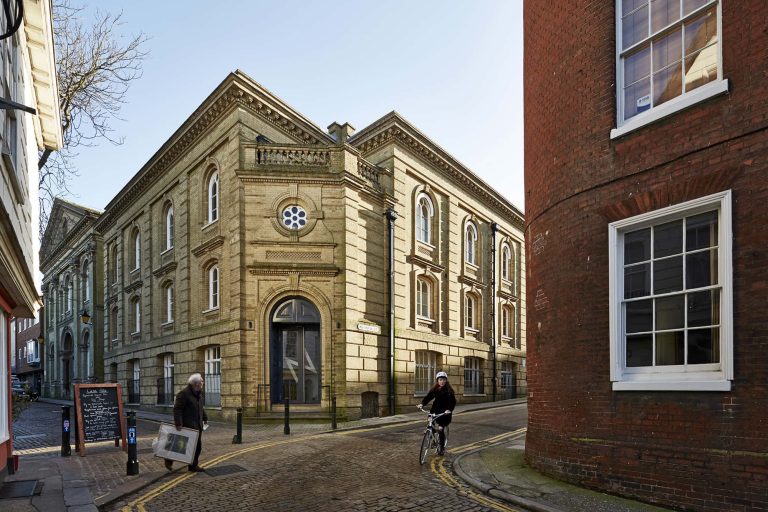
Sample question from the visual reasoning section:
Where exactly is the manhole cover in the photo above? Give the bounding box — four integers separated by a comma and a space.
203, 464, 248, 477
0, 480, 42, 499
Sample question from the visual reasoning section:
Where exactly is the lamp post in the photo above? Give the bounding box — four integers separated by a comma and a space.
79, 309, 92, 325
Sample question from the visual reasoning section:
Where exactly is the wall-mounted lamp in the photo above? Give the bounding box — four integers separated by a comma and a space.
37, 334, 44, 345
79, 309, 92, 325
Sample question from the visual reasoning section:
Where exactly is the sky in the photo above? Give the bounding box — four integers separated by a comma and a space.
64, 1, 525, 212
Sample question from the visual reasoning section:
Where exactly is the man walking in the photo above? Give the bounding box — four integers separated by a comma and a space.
165, 373, 208, 472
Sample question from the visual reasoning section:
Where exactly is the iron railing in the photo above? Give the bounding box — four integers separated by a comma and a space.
156, 377, 174, 405
203, 373, 221, 408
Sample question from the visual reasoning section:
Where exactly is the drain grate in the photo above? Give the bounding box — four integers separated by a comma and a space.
203, 464, 248, 477
0, 480, 42, 499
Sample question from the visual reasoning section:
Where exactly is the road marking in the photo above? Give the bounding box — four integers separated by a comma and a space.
429, 428, 527, 512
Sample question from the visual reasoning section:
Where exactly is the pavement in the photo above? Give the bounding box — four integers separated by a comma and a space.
1, 398, 671, 512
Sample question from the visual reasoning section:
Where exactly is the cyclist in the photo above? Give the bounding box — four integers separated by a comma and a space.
417, 371, 456, 455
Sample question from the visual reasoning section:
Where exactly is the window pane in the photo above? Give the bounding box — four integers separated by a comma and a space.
654, 255, 683, 293
651, 0, 680, 33
623, 0, 649, 16
624, 228, 651, 264
688, 328, 719, 364
624, 263, 650, 298
686, 248, 717, 288
622, 4, 649, 49
686, 210, 717, 251
653, 62, 682, 106
627, 334, 653, 366
626, 299, 653, 333
684, 8, 717, 55
683, 0, 710, 16
624, 78, 652, 120
655, 295, 685, 330
656, 331, 684, 365
653, 220, 682, 258
687, 289, 719, 327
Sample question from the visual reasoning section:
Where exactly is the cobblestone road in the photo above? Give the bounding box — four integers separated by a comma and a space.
106, 406, 528, 512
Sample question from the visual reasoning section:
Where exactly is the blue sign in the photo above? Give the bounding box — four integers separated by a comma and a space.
128, 427, 137, 445
63, 419, 70, 433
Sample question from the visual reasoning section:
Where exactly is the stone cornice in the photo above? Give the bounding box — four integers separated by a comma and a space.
152, 261, 178, 278
406, 254, 445, 274
97, 72, 334, 232
497, 289, 519, 302
41, 213, 100, 271
191, 236, 225, 257
459, 274, 488, 289
351, 113, 525, 231
248, 264, 339, 277
124, 280, 142, 294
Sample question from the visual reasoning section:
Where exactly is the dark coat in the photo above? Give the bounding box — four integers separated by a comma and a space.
421, 386, 457, 415
174, 384, 208, 431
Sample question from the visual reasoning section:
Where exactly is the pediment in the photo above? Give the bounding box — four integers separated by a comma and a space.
40, 198, 101, 266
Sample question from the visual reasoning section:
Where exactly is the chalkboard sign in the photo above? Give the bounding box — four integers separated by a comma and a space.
74, 383, 127, 456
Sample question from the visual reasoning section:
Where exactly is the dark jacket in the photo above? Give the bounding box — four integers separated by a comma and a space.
174, 384, 208, 431
421, 386, 457, 415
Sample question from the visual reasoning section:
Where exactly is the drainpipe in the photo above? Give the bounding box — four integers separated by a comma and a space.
386, 208, 398, 415
490, 222, 498, 402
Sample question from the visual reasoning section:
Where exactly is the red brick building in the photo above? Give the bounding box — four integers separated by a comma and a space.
524, 1, 767, 510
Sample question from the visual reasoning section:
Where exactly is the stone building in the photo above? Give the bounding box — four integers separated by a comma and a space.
524, 1, 768, 510
64, 71, 525, 419
13, 315, 42, 394
0, 0, 61, 479
39, 198, 103, 399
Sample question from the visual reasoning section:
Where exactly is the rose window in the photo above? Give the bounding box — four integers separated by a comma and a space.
282, 205, 307, 229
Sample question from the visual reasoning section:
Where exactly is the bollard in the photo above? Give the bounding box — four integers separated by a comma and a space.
61, 406, 71, 457
126, 411, 139, 475
232, 407, 242, 444
283, 398, 290, 435
331, 396, 337, 430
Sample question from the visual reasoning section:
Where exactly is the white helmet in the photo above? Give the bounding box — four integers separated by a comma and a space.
435, 371, 448, 380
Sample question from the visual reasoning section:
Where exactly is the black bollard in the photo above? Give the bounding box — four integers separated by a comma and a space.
284, 398, 290, 435
126, 411, 139, 475
61, 406, 71, 457
331, 396, 337, 430
232, 407, 242, 444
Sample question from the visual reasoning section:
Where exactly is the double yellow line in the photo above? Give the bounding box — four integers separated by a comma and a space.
430, 427, 527, 512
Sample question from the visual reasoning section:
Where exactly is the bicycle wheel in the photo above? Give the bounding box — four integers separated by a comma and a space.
419, 430, 433, 465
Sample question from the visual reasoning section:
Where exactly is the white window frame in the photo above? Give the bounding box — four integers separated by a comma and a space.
501, 305, 511, 339
82, 261, 90, 302
415, 350, 437, 395
207, 171, 219, 224
612, 0, 728, 139
465, 223, 478, 265
609, 190, 733, 391
416, 278, 431, 319
464, 357, 484, 395
132, 298, 141, 334
501, 244, 511, 281
415, 193, 433, 245
65, 276, 72, 312
205, 346, 221, 376
164, 283, 174, 324
132, 359, 141, 381
165, 204, 174, 251
208, 265, 219, 310
133, 229, 141, 270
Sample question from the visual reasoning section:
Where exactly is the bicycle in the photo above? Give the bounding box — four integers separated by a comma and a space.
418, 409, 450, 465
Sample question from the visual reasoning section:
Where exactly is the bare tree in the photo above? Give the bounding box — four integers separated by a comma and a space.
39, 1, 148, 237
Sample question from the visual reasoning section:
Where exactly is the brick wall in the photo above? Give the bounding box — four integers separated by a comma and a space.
524, 1, 768, 510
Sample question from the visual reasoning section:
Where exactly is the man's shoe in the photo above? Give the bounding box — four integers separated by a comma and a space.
164, 459, 173, 471
188, 466, 205, 472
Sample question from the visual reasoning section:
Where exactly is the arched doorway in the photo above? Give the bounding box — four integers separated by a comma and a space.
270, 297, 321, 404
61, 332, 73, 397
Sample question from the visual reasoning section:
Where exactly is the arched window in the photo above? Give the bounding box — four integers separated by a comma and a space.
501, 244, 511, 281
132, 297, 141, 334
416, 278, 431, 319
465, 293, 476, 329
109, 306, 118, 341
208, 264, 219, 310
501, 304, 514, 339
110, 245, 118, 285
207, 171, 219, 223
465, 223, 478, 265
132, 229, 141, 270
65, 276, 72, 312
415, 193, 434, 244
81, 260, 90, 302
164, 282, 174, 323
165, 203, 174, 251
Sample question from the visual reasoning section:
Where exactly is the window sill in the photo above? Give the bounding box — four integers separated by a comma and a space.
611, 79, 729, 140
612, 378, 731, 392
130, 267, 140, 274
202, 220, 218, 231
161, 247, 174, 256
203, 307, 220, 314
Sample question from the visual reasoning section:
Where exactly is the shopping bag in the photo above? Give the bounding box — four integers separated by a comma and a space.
152, 423, 200, 465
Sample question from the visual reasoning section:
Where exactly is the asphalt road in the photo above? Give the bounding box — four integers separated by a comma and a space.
107, 403, 529, 512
